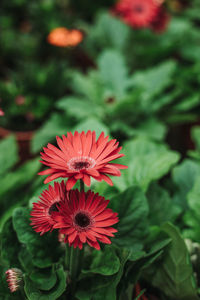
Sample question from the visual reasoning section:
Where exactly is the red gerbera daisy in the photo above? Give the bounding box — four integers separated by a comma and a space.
52, 189, 119, 250
30, 181, 66, 235
112, 0, 159, 28
39, 131, 127, 190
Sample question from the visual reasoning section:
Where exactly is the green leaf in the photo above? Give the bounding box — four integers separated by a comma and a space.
1, 218, 21, 267
0, 158, 40, 198
70, 71, 104, 104
24, 265, 67, 300
87, 12, 130, 52
147, 182, 181, 226
97, 50, 129, 99
130, 60, 177, 99
74, 117, 110, 137
56, 96, 103, 120
0, 158, 41, 231
13, 207, 63, 268
150, 223, 199, 300
130, 118, 167, 141
30, 267, 57, 291
18, 246, 35, 272
0, 135, 18, 176
183, 176, 200, 240
172, 159, 200, 209
113, 137, 180, 192
31, 113, 70, 153
174, 94, 200, 111
83, 245, 120, 276
110, 186, 149, 249
76, 248, 130, 300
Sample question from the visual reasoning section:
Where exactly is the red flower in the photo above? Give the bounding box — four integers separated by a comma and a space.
39, 131, 127, 190
150, 7, 170, 33
47, 27, 83, 47
5, 268, 23, 293
0, 108, 4, 116
112, 0, 159, 28
53, 189, 119, 250
30, 181, 66, 235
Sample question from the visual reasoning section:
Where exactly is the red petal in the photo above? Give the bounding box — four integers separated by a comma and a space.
66, 177, 77, 190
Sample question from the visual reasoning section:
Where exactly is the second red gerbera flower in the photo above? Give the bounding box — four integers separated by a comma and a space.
30, 181, 66, 235
52, 189, 119, 250
39, 131, 127, 190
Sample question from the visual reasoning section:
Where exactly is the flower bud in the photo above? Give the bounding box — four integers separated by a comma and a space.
5, 268, 23, 293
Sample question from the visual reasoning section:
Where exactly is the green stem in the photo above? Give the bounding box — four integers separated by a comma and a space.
69, 179, 85, 297
69, 247, 81, 297
80, 179, 84, 191
64, 243, 70, 271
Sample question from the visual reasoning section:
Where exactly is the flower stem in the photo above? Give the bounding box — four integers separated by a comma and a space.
69, 179, 85, 297
69, 247, 83, 297
80, 179, 84, 192
64, 243, 70, 270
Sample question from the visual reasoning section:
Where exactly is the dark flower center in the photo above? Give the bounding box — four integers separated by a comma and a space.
49, 202, 60, 215
67, 156, 96, 171
73, 161, 90, 170
133, 4, 144, 13
75, 212, 90, 228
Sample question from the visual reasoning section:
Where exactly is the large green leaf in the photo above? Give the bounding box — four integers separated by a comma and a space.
130, 118, 167, 141
110, 186, 149, 250
86, 12, 130, 52
70, 71, 104, 104
74, 117, 110, 137
83, 245, 120, 276
150, 223, 199, 300
24, 265, 67, 300
97, 50, 129, 99
76, 248, 130, 300
172, 159, 200, 209
130, 60, 177, 101
1, 218, 21, 267
113, 137, 180, 192
0, 135, 18, 176
0, 158, 40, 198
183, 176, 200, 241
56, 96, 103, 121
0, 158, 41, 231
31, 113, 70, 153
30, 267, 57, 291
147, 182, 181, 226
13, 207, 63, 268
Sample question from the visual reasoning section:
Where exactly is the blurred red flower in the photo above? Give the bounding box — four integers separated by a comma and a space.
39, 131, 127, 190
0, 108, 4, 116
150, 7, 170, 33
15, 95, 25, 105
47, 27, 83, 47
53, 189, 119, 250
112, 0, 159, 28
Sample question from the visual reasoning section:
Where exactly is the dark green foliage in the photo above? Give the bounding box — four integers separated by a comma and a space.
1, 0, 200, 299
13, 207, 63, 268
145, 223, 199, 300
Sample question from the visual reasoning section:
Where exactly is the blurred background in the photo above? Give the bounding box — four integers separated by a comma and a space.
0, 0, 200, 232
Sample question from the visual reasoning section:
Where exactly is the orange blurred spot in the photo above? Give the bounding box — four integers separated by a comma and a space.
47, 27, 83, 47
